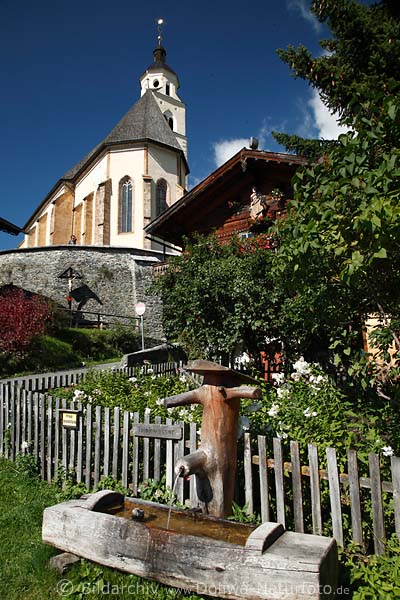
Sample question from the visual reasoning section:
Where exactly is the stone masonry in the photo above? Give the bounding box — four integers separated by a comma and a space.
0, 246, 164, 339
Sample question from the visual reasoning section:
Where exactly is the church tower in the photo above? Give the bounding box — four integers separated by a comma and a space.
20, 20, 189, 251
140, 19, 187, 159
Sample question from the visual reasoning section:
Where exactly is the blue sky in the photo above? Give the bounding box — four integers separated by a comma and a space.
0, 0, 349, 251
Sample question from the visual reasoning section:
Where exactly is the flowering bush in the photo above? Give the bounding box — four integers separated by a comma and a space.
56, 368, 202, 424
241, 357, 399, 469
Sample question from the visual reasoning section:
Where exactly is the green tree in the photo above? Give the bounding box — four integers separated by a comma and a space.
153, 234, 284, 367
273, 0, 400, 158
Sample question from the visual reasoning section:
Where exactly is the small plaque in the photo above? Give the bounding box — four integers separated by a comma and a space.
60, 410, 81, 430
132, 423, 183, 440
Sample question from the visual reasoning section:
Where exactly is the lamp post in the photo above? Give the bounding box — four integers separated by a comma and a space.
135, 302, 146, 351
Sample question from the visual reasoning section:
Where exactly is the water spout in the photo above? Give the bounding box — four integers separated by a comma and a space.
162, 360, 262, 519
175, 449, 207, 478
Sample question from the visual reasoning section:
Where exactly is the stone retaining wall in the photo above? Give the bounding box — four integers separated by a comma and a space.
0, 245, 165, 338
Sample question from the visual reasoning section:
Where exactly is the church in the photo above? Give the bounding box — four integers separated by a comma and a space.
20, 26, 188, 252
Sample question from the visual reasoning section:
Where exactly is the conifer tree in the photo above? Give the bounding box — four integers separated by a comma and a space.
273, 0, 400, 158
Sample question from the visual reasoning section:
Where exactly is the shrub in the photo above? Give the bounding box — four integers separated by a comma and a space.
0, 287, 52, 357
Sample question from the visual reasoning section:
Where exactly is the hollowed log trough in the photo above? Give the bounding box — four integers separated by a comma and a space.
42, 491, 338, 600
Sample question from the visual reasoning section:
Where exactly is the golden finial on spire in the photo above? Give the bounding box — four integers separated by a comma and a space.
157, 18, 164, 46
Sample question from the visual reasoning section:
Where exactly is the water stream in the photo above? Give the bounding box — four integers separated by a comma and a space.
166, 470, 182, 530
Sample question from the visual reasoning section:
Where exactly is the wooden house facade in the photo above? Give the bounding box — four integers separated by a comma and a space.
145, 148, 306, 250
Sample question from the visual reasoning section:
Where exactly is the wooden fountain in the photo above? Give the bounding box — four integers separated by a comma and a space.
42, 360, 338, 600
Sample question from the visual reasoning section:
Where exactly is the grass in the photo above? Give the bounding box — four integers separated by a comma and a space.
0, 458, 208, 600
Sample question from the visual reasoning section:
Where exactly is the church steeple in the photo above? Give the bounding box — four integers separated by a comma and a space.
139, 18, 187, 159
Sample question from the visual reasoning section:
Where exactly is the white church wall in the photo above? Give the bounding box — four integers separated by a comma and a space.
74, 154, 108, 206
107, 146, 146, 248
148, 146, 179, 212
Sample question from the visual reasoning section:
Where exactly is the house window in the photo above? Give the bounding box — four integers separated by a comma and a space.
155, 179, 168, 216
119, 178, 133, 232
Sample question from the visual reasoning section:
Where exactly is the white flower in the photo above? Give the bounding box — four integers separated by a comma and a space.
144, 391, 151, 397
144, 407, 151, 415
303, 407, 317, 418
156, 398, 164, 406
268, 403, 280, 417
291, 372, 302, 382
382, 445, 394, 457
276, 386, 289, 399
21, 441, 29, 451
293, 357, 311, 375
179, 375, 187, 383
271, 373, 285, 385
73, 389, 85, 399
129, 377, 137, 383
276, 431, 288, 440
151, 375, 157, 380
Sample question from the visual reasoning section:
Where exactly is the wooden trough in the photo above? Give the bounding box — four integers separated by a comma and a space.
42, 490, 338, 600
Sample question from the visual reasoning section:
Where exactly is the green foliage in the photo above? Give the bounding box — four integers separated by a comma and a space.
56, 368, 201, 423
344, 535, 400, 599
152, 233, 285, 366
15, 450, 40, 478
228, 501, 261, 525
253, 359, 399, 470
138, 476, 184, 507
53, 464, 89, 501
58, 326, 140, 361
272, 91, 400, 393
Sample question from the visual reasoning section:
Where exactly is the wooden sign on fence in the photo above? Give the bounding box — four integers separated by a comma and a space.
132, 423, 183, 440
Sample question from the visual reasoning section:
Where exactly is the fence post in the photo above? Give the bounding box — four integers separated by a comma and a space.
290, 440, 304, 533
347, 449, 363, 546
244, 432, 254, 516
326, 447, 343, 547
308, 443, 322, 535
258, 435, 270, 523
273, 437, 285, 527
369, 452, 386, 555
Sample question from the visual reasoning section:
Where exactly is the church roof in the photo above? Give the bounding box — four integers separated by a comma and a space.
62, 90, 183, 180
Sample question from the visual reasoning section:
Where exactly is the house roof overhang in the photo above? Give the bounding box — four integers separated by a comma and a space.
0, 217, 24, 235
144, 148, 307, 247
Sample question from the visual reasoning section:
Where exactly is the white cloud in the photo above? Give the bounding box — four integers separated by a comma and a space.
308, 89, 349, 139
212, 121, 272, 168
287, 0, 322, 33
213, 138, 249, 167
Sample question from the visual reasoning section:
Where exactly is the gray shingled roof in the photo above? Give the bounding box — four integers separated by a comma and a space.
62, 90, 181, 181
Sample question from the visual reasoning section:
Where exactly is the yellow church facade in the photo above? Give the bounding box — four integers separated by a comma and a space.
20, 40, 188, 252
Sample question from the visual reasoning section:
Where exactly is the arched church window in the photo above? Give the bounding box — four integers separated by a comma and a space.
155, 179, 168, 216
166, 82, 170, 96
119, 177, 134, 233
164, 110, 174, 130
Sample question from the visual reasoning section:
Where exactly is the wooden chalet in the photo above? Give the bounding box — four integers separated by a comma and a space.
145, 148, 307, 249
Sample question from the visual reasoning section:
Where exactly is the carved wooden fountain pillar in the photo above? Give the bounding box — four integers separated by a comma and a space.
163, 360, 261, 519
